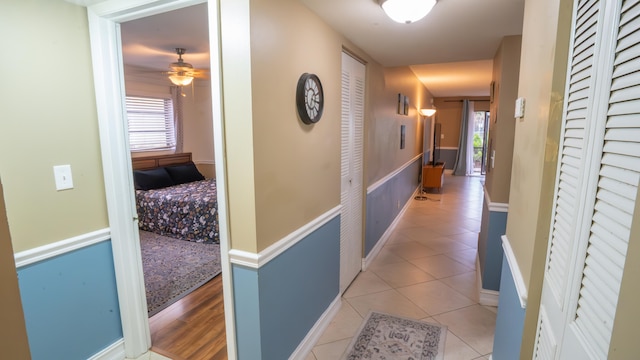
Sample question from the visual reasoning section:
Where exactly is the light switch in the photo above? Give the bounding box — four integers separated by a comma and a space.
54, 165, 74, 191
515, 97, 526, 118
441, 134, 444, 139
491, 150, 496, 169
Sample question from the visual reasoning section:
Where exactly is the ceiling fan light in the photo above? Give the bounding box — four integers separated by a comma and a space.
380, 0, 436, 24
169, 74, 194, 86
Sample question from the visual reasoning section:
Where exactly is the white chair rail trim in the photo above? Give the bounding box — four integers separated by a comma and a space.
229, 205, 342, 269
367, 154, 422, 194
501, 235, 527, 309
14, 228, 111, 268
484, 185, 509, 213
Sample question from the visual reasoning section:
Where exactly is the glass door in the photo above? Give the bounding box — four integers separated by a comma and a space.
472, 111, 489, 174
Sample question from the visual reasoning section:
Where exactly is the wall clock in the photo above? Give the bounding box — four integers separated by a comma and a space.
296, 73, 324, 124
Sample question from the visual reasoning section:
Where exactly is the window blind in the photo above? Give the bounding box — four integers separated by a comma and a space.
125, 96, 176, 151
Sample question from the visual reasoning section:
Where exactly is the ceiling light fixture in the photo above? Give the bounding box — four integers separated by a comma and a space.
168, 48, 194, 86
169, 73, 194, 86
420, 108, 436, 117
379, 0, 436, 24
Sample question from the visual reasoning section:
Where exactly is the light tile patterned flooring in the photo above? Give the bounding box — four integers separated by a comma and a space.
308, 174, 496, 360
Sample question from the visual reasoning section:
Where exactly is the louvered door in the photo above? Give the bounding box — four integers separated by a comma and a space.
339, 52, 365, 293
535, 0, 640, 358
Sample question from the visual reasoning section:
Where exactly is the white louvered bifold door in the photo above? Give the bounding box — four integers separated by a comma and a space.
339, 52, 365, 293
545, 0, 602, 308
535, 1, 640, 359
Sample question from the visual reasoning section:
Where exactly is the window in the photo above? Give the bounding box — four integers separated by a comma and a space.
125, 95, 175, 151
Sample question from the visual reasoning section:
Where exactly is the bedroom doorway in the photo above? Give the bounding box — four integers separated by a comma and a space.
120, 1, 224, 320
86, 1, 236, 359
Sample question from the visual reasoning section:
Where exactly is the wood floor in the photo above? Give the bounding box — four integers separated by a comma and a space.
148, 274, 227, 360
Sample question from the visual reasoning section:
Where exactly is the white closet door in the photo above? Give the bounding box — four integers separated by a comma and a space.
340, 52, 365, 293
535, 0, 640, 358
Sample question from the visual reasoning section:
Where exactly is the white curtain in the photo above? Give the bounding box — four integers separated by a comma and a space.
452, 100, 475, 176
170, 86, 184, 153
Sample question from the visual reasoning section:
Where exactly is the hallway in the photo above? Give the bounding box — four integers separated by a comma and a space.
309, 174, 496, 359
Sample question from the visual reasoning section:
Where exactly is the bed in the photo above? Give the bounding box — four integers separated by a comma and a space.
132, 153, 219, 244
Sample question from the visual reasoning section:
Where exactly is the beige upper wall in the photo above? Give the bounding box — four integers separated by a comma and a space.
433, 97, 490, 149
366, 66, 432, 185
240, 0, 431, 250
250, 0, 342, 250
508, 0, 572, 357
506, 0, 567, 290
0, 0, 108, 252
485, 35, 521, 204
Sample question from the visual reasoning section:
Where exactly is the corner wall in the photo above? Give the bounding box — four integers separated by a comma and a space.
497, 0, 573, 357
223, 0, 433, 357
477, 35, 521, 302
0, 2, 124, 358
0, 0, 108, 252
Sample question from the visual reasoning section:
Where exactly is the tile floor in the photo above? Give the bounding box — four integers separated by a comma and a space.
308, 174, 496, 360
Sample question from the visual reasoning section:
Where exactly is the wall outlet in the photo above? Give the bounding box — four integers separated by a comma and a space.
441, 134, 444, 139
397, 200, 400, 209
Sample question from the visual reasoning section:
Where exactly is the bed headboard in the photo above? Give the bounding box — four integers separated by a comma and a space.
131, 153, 193, 170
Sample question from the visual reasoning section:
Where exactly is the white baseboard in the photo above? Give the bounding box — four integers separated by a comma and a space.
476, 255, 500, 306
479, 288, 500, 307
444, 169, 454, 175
289, 296, 342, 360
89, 339, 125, 360
362, 186, 418, 271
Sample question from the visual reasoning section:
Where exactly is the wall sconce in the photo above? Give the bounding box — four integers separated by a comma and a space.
379, 0, 437, 24
419, 108, 436, 117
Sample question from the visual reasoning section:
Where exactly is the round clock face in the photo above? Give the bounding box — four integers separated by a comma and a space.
296, 73, 324, 124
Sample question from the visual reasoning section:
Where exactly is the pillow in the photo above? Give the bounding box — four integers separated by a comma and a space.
165, 162, 205, 185
133, 167, 174, 190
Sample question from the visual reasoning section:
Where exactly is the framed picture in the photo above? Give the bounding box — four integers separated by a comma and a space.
403, 96, 409, 115
400, 125, 406, 149
490, 81, 495, 103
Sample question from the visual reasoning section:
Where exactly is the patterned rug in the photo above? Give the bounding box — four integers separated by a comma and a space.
139, 230, 221, 317
342, 311, 447, 360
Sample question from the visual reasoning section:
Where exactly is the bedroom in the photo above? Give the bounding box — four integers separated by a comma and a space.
120, 3, 224, 355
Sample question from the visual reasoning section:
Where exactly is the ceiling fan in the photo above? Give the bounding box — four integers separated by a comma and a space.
167, 48, 206, 86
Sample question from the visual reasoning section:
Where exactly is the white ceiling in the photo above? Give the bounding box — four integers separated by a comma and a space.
120, 0, 524, 97
120, 4, 210, 71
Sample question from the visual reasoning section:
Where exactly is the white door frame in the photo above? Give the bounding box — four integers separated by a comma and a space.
85, 1, 236, 358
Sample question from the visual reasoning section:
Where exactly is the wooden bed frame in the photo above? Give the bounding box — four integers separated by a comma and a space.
131, 153, 193, 171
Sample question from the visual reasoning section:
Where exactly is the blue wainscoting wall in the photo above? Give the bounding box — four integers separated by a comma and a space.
438, 148, 458, 170
492, 254, 526, 359
477, 200, 508, 291
233, 216, 340, 360
365, 158, 421, 256
17, 241, 122, 360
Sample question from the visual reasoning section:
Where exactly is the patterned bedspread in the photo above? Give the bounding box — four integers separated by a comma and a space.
136, 179, 219, 243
